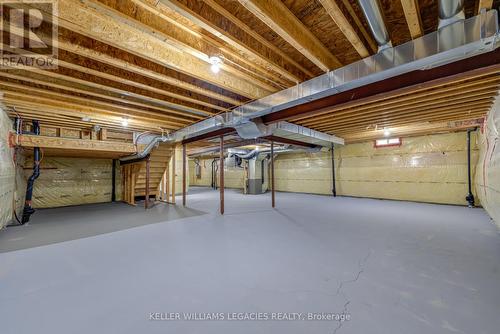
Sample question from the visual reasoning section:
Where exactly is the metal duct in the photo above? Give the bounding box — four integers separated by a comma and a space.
120, 135, 172, 163
357, 0, 392, 51
438, 0, 465, 29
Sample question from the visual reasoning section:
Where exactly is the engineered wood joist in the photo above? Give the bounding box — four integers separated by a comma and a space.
46, 0, 271, 99
142, 0, 305, 84
238, 0, 341, 72
400, 0, 423, 39
15, 134, 137, 157
317, 0, 370, 58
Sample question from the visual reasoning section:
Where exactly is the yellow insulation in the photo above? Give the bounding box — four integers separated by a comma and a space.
189, 158, 245, 189
475, 96, 500, 226
0, 106, 14, 229
274, 131, 478, 205
23, 156, 121, 208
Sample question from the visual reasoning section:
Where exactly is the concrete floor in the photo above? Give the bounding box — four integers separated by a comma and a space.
0, 187, 499, 334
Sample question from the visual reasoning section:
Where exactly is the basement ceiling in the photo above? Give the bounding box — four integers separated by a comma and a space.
1, 0, 498, 142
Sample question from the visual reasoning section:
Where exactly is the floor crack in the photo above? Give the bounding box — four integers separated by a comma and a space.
333, 250, 373, 334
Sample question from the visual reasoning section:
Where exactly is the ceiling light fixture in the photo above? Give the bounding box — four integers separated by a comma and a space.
383, 128, 391, 137
82, 116, 91, 122
209, 56, 222, 74
121, 118, 129, 127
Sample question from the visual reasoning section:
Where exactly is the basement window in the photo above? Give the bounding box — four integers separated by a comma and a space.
374, 137, 401, 148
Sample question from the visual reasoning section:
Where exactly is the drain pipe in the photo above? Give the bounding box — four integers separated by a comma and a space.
465, 128, 475, 208
331, 143, 336, 197
358, 0, 392, 51
21, 120, 41, 224
438, 0, 465, 29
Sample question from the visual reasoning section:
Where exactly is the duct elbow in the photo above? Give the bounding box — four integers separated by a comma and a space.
438, 0, 465, 29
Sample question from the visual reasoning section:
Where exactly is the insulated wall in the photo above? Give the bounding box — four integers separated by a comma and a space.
475, 96, 500, 226
0, 105, 25, 229
189, 157, 245, 189
0, 105, 14, 229
273, 131, 478, 205
23, 156, 121, 208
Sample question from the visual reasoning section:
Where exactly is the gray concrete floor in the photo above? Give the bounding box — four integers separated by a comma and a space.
0, 187, 499, 334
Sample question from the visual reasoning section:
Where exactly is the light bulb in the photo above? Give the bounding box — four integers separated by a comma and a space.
121, 118, 129, 127
383, 129, 391, 137
211, 63, 220, 73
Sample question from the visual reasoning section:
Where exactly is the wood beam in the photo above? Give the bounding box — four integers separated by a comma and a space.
182, 128, 236, 145
5, 65, 208, 120
261, 135, 317, 149
318, 0, 370, 57
47, 0, 271, 99
299, 86, 499, 128
400, 0, 423, 39
200, 0, 315, 78
339, 0, 377, 53
95, 0, 287, 90
0, 71, 204, 121
261, 48, 500, 123
238, 0, 341, 72
55, 33, 242, 106
476, 0, 493, 14
15, 134, 137, 156
141, 0, 304, 84
3, 92, 185, 129
297, 76, 500, 126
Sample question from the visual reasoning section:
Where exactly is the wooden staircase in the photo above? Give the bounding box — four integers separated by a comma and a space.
122, 142, 175, 206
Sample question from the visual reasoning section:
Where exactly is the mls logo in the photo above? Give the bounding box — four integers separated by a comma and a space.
0, 0, 58, 68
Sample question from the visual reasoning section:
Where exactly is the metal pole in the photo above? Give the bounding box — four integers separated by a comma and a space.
331, 143, 337, 197
111, 159, 116, 202
171, 146, 176, 204
145, 155, 150, 209
220, 135, 224, 215
271, 140, 275, 208
182, 143, 186, 206
465, 129, 475, 207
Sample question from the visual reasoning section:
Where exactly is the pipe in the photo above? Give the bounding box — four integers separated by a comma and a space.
182, 144, 186, 207
219, 135, 224, 215
145, 156, 150, 209
21, 120, 41, 224
271, 141, 275, 208
438, 0, 465, 29
465, 128, 475, 208
357, 0, 392, 51
211, 159, 217, 189
331, 143, 336, 197
120, 135, 172, 163
111, 159, 116, 202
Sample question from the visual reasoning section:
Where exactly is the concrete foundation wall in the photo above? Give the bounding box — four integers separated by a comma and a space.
274, 131, 478, 206
475, 96, 500, 227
